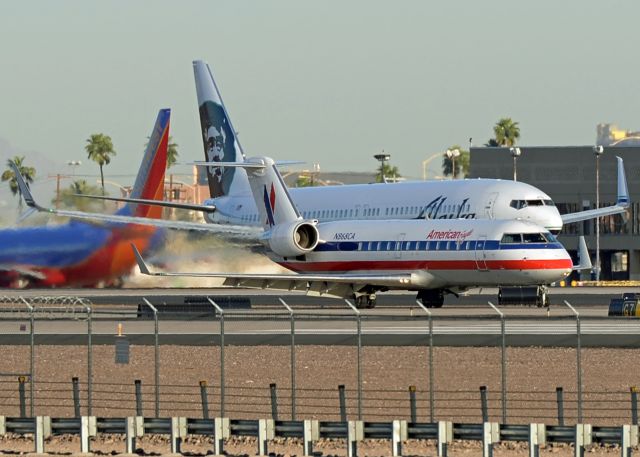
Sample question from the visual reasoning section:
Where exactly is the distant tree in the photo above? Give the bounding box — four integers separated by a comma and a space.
1, 156, 36, 210
295, 174, 316, 187
55, 179, 105, 211
492, 118, 520, 147
376, 162, 401, 183
441, 145, 470, 178
85, 133, 116, 194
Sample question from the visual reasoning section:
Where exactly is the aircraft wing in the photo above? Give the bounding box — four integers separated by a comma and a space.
561, 156, 630, 225
9, 162, 261, 239
133, 244, 421, 298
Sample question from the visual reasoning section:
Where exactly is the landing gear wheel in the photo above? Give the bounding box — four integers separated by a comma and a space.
417, 289, 444, 308
355, 294, 377, 309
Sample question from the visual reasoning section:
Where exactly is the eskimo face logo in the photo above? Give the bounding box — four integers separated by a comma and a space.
199, 101, 237, 198
263, 183, 276, 226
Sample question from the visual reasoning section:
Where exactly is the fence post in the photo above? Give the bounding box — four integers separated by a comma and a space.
409, 386, 417, 423
631, 386, 638, 426
18, 376, 26, 418
85, 304, 93, 417
488, 301, 506, 423
200, 380, 210, 419
556, 387, 564, 426
21, 298, 35, 417
207, 298, 225, 417
279, 298, 296, 420
72, 377, 81, 418
270, 383, 278, 420
416, 300, 435, 422
339, 385, 347, 422
480, 386, 489, 423
345, 300, 362, 420
135, 380, 143, 416
564, 300, 582, 422
142, 299, 160, 418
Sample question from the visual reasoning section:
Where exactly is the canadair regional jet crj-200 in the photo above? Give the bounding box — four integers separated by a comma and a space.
131, 156, 589, 308
87, 60, 629, 236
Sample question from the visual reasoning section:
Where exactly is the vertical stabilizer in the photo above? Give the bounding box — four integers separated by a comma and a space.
193, 60, 250, 198
243, 157, 301, 230
118, 109, 170, 218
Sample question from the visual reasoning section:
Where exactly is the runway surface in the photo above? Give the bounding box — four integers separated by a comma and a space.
0, 286, 638, 347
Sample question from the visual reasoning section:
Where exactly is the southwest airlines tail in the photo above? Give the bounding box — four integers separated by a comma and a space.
193, 60, 250, 198
118, 108, 171, 219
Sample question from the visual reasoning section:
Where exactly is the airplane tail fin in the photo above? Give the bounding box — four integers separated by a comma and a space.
118, 109, 171, 218
193, 60, 250, 198
573, 236, 593, 271
616, 156, 629, 207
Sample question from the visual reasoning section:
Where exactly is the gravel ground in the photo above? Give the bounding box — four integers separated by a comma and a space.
0, 344, 637, 455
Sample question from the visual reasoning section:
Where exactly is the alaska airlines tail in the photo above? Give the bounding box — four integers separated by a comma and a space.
118, 109, 170, 219
193, 60, 250, 198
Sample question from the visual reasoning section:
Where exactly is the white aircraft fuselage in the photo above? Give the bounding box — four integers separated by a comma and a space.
205, 178, 563, 233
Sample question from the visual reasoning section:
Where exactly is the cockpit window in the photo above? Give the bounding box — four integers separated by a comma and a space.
510, 199, 549, 209
500, 233, 522, 244
543, 232, 557, 242
522, 233, 547, 243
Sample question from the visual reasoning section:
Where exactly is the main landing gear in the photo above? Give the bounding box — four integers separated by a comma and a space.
417, 289, 444, 308
355, 294, 377, 309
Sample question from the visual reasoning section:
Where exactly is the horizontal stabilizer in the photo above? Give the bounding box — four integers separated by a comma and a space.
75, 194, 217, 213
562, 156, 630, 224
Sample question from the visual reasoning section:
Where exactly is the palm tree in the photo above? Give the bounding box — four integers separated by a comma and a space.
376, 163, 401, 183
145, 135, 178, 168
441, 145, 470, 178
1, 156, 36, 210
85, 133, 116, 194
492, 118, 521, 147
56, 179, 104, 211
167, 137, 178, 168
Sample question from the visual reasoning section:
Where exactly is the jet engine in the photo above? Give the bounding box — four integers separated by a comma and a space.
268, 220, 320, 257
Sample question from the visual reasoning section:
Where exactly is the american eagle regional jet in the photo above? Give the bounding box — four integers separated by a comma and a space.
131, 156, 590, 308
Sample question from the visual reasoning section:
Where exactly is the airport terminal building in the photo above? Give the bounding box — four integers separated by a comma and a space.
469, 146, 640, 281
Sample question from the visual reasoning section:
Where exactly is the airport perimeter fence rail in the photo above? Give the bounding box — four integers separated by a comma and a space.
0, 377, 638, 426
0, 295, 639, 426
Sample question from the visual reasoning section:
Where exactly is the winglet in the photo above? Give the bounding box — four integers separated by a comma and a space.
616, 156, 629, 207
573, 236, 593, 271
9, 162, 45, 211
131, 243, 152, 275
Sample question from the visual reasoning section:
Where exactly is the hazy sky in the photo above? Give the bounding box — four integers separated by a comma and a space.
1, 0, 639, 195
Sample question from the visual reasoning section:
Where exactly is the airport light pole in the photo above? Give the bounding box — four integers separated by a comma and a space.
416, 300, 435, 422
594, 145, 604, 282
67, 160, 81, 176
564, 300, 582, 422
509, 147, 521, 181
279, 298, 297, 419
446, 149, 460, 179
374, 152, 391, 183
488, 301, 507, 423
345, 299, 362, 420
207, 298, 225, 417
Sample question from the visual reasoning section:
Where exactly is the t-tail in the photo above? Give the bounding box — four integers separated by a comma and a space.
117, 109, 170, 219
193, 59, 250, 199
